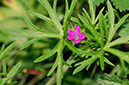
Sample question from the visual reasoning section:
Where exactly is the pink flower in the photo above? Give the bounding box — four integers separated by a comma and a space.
67, 25, 85, 44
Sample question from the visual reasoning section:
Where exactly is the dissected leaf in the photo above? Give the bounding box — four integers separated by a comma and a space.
38, 0, 63, 33
88, 0, 95, 23
0, 43, 15, 60
119, 20, 129, 37
111, 0, 129, 11
73, 56, 98, 75
91, 0, 105, 6
2, 62, 21, 84
63, 0, 77, 28
65, 40, 93, 56
105, 48, 129, 63
106, 35, 129, 48
107, 0, 115, 43
97, 73, 129, 85
82, 8, 91, 23
78, 14, 99, 38
116, 62, 129, 77
34, 39, 62, 63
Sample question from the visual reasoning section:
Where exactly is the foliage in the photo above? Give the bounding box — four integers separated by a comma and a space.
97, 73, 129, 85
111, 0, 129, 11
92, 0, 129, 11
0, 0, 129, 85
0, 43, 21, 85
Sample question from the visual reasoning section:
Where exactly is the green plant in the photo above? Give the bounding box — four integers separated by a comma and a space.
0, 43, 21, 85
8, 0, 129, 85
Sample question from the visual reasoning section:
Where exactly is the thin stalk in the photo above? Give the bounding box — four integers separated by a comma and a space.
90, 64, 97, 78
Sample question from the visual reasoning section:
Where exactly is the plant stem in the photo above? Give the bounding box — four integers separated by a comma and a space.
109, 67, 117, 74
45, 56, 74, 85
90, 64, 97, 78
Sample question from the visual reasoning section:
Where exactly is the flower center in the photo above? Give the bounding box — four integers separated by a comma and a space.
74, 34, 79, 40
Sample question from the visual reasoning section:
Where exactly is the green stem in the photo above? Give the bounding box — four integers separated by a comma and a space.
90, 64, 97, 78
45, 56, 74, 85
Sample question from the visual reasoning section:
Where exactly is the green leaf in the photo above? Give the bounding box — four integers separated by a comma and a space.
101, 13, 108, 40
86, 55, 98, 70
23, 16, 41, 31
115, 63, 129, 77
70, 17, 82, 26
82, 8, 91, 23
119, 20, 129, 37
78, 14, 99, 38
37, 0, 56, 20
65, 0, 69, 13
82, 12, 92, 25
104, 57, 115, 67
99, 51, 104, 70
0, 44, 5, 55
0, 73, 6, 76
88, 0, 95, 23
111, 0, 129, 11
73, 61, 88, 75
97, 73, 129, 85
61, 55, 72, 68
65, 40, 92, 56
8, 29, 62, 38
20, 37, 42, 50
120, 58, 125, 71
63, 0, 77, 28
0, 43, 15, 60
106, 14, 129, 44
94, 7, 105, 24
91, 0, 105, 6
69, 0, 77, 17
106, 35, 129, 48
2, 62, 21, 84
47, 39, 64, 76
115, 14, 129, 32
28, 11, 54, 25
107, 0, 115, 43
73, 56, 98, 75
2, 61, 6, 74
53, 0, 57, 12
34, 40, 62, 63
83, 32, 95, 40
105, 48, 129, 63
47, 56, 58, 76
38, 0, 63, 34
99, 14, 104, 47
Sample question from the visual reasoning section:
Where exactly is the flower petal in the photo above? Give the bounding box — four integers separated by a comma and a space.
67, 35, 74, 40
68, 30, 74, 35
79, 33, 85, 39
74, 39, 81, 44
74, 25, 80, 33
